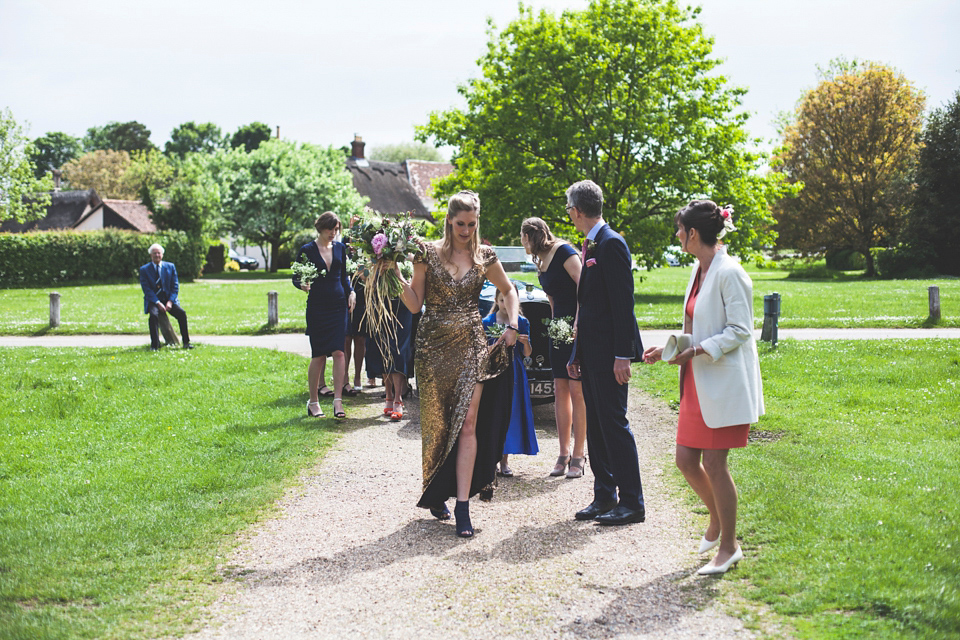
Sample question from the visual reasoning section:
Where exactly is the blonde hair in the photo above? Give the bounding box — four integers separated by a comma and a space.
520, 217, 563, 270
441, 190, 483, 266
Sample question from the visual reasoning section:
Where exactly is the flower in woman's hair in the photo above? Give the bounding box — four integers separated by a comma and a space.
717, 205, 737, 239
371, 233, 388, 255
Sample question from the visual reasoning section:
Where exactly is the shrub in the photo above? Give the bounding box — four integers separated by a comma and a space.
825, 248, 866, 270
0, 229, 206, 287
225, 259, 240, 272
872, 245, 938, 279
204, 241, 225, 274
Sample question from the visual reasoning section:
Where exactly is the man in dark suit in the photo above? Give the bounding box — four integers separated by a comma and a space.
566, 180, 645, 525
139, 243, 193, 350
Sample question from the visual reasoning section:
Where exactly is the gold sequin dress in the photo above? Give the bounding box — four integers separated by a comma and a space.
415, 241, 512, 509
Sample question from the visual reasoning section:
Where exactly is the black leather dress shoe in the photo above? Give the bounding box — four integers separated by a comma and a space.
574, 500, 618, 521
595, 505, 645, 526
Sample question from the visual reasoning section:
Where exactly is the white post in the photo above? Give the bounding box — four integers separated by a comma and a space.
928, 286, 941, 321
267, 291, 278, 327
49, 292, 61, 328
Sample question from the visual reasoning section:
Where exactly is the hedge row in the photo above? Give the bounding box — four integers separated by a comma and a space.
0, 230, 207, 288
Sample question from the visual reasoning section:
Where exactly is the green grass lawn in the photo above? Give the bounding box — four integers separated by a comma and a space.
1, 266, 957, 335
0, 346, 344, 640
635, 339, 960, 638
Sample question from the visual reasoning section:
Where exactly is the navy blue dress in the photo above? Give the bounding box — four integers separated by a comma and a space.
483, 313, 538, 456
365, 297, 413, 377
537, 243, 579, 379
292, 241, 351, 356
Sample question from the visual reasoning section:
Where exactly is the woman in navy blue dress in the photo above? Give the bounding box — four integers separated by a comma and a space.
293, 212, 355, 419
521, 217, 586, 478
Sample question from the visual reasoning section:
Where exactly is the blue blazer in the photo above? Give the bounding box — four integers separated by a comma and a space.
571, 223, 643, 366
140, 261, 180, 313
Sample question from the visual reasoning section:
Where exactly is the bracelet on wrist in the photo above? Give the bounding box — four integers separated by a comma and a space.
505, 324, 519, 332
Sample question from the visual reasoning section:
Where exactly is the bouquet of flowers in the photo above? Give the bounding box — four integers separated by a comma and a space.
343, 211, 426, 369
292, 256, 323, 288
545, 316, 575, 344
485, 323, 506, 340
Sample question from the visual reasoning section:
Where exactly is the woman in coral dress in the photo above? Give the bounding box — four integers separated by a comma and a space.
644, 200, 764, 575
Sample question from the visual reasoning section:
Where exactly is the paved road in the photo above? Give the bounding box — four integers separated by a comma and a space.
2, 327, 958, 356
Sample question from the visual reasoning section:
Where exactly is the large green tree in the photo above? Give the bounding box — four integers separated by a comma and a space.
83, 121, 157, 153
28, 131, 82, 179
417, 0, 786, 264
230, 122, 272, 152
164, 121, 224, 158
150, 154, 223, 237
900, 91, 960, 276
0, 108, 52, 223
773, 59, 925, 276
215, 140, 367, 270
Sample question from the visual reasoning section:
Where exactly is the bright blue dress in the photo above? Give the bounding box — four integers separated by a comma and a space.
482, 313, 538, 456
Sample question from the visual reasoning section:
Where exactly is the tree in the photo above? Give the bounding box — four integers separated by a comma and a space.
230, 122, 272, 152
62, 150, 135, 198
417, 0, 787, 264
28, 131, 82, 179
164, 121, 224, 158
772, 59, 925, 276
215, 139, 367, 270
151, 154, 222, 237
0, 108, 52, 223
898, 91, 960, 276
83, 121, 157, 153
369, 142, 445, 163
126, 149, 175, 204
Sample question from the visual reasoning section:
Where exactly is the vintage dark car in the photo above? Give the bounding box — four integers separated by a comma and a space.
479, 279, 555, 404
228, 248, 259, 270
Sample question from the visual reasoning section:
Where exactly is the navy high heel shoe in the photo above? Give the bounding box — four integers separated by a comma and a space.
454, 500, 473, 538
429, 503, 450, 520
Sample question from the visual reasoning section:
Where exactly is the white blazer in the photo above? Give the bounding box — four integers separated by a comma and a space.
682, 250, 765, 428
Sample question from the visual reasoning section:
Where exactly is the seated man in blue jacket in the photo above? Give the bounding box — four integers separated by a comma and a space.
139, 243, 193, 350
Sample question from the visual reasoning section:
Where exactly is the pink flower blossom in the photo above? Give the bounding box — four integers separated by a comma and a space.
371, 233, 388, 256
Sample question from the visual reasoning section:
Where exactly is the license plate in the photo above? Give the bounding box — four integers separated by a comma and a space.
529, 380, 554, 397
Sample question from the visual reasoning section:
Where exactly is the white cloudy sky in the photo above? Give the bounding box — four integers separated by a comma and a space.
1, 0, 957, 155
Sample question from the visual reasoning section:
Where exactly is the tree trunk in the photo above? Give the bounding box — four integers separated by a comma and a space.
270, 240, 281, 272
864, 248, 876, 277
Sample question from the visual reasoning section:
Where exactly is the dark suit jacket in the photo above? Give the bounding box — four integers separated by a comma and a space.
139, 261, 180, 313
573, 223, 643, 366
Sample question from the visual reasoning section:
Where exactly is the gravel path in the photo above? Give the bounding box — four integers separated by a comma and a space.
181, 383, 759, 639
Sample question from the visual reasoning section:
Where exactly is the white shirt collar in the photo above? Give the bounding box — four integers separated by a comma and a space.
585, 218, 606, 243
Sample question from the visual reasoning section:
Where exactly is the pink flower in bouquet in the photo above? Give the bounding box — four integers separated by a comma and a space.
371, 233, 388, 256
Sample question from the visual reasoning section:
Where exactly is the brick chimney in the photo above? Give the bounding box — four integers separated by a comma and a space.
350, 135, 365, 160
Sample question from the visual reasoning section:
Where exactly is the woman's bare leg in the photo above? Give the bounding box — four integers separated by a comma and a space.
676, 445, 720, 542
455, 383, 484, 501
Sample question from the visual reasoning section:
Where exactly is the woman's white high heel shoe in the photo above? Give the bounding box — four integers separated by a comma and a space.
698, 536, 720, 554
697, 547, 743, 575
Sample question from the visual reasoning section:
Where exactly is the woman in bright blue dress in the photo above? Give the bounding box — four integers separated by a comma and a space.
483, 288, 538, 475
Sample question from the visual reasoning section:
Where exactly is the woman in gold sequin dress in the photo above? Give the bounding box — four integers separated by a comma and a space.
398, 191, 519, 538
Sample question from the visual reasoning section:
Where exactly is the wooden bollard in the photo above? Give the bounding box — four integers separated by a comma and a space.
928, 286, 941, 322
267, 291, 278, 327
49, 292, 60, 328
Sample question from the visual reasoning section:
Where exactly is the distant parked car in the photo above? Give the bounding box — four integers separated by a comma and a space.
479, 279, 554, 404
228, 248, 258, 270
662, 246, 683, 267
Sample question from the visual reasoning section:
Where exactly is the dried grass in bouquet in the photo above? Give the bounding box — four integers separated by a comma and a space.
344, 212, 425, 369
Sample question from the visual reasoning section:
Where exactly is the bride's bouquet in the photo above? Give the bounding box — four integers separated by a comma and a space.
344, 211, 426, 369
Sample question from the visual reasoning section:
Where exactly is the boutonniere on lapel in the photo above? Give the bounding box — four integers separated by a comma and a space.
583, 239, 597, 267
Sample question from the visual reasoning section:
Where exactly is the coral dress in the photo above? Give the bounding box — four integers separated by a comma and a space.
677, 269, 750, 449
